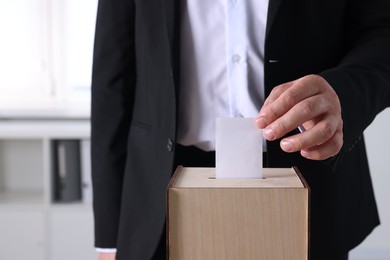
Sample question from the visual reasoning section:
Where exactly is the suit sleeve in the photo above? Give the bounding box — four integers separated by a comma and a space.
319, 0, 390, 165
91, 0, 135, 248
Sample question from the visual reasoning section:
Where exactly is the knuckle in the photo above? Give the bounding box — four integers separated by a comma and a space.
300, 100, 316, 116
339, 118, 344, 130
334, 131, 344, 150
320, 122, 335, 139
284, 88, 300, 106
270, 85, 284, 96
315, 75, 327, 86
268, 106, 279, 119
328, 132, 343, 156
329, 95, 341, 111
314, 75, 330, 90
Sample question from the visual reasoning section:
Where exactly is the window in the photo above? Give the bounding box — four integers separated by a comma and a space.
0, 0, 98, 118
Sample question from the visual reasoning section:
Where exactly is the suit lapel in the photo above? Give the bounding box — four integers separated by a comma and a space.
266, 0, 282, 40
161, 0, 179, 49
161, 0, 181, 96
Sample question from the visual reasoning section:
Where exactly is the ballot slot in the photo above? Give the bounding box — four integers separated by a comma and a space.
170, 166, 305, 189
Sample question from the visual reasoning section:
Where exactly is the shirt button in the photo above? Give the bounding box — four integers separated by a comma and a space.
167, 138, 174, 152
232, 54, 241, 63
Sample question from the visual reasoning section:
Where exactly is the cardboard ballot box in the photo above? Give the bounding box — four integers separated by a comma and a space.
167, 166, 309, 260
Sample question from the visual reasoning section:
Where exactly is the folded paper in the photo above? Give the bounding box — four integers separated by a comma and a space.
216, 117, 263, 179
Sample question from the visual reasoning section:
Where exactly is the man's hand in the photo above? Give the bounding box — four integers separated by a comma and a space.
98, 252, 116, 260
256, 74, 343, 160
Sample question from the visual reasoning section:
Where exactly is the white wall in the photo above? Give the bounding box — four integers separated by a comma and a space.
350, 108, 390, 260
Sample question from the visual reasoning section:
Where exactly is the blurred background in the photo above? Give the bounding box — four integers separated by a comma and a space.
0, 0, 388, 259
0, 0, 94, 117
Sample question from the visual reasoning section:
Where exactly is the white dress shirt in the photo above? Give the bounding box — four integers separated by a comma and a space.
178, 0, 269, 151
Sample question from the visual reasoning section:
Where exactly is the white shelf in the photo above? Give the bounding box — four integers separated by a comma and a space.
0, 119, 94, 260
0, 190, 45, 207
0, 119, 90, 139
50, 202, 93, 212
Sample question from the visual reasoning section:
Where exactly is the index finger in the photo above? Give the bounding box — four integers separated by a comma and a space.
256, 76, 320, 128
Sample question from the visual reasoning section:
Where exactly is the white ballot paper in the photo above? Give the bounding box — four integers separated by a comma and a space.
216, 117, 263, 179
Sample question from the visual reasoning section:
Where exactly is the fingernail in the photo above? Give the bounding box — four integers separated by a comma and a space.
281, 140, 293, 152
256, 117, 268, 128
263, 128, 275, 140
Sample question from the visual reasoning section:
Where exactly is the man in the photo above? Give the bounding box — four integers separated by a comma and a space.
91, 0, 390, 259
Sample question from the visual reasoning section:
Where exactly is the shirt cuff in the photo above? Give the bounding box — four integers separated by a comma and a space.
96, 248, 117, 253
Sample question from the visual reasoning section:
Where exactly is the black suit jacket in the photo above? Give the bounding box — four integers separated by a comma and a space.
91, 0, 390, 259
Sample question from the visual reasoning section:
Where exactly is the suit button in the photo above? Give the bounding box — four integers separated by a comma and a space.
167, 138, 174, 152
